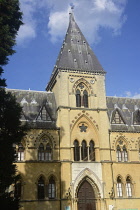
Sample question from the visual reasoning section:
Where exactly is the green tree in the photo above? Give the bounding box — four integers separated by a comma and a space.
0, 1, 26, 209
0, 0, 23, 87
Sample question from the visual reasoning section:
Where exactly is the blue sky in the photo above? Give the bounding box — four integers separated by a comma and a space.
3, 0, 140, 98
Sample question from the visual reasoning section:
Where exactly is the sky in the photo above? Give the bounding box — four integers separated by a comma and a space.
3, 0, 140, 98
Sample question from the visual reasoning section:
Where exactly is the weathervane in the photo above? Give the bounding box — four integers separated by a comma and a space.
70, 3, 75, 10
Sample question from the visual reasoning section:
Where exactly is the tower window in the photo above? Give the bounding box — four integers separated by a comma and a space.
89, 140, 95, 161
81, 140, 88, 161
76, 89, 81, 107
83, 90, 88, 107
74, 140, 80, 161
75, 83, 88, 108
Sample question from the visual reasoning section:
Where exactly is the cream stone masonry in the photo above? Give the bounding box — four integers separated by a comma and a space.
7, 10, 140, 210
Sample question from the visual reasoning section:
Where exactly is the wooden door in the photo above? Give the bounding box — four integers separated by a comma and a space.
77, 180, 96, 210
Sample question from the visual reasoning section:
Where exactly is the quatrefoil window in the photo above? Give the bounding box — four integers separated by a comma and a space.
79, 123, 88, 132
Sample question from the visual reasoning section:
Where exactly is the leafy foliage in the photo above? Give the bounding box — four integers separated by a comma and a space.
0, 1, 26, 209
0, 0, 23, 87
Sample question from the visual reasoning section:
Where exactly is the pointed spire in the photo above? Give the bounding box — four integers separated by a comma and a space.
47, 11, 105, 89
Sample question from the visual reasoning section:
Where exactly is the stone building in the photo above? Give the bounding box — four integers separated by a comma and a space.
9, 12, 140, 210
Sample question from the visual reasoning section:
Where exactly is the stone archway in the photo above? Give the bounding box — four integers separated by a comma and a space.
77, 180, 97, 210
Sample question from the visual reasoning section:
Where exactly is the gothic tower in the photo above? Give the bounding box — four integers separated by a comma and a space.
46, 12, 110, 209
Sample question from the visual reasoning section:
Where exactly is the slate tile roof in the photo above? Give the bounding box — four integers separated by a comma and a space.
52, 12, 105, 74
7, 90, 140, 132
7, 89, 57, 129
107, 96, 140, 132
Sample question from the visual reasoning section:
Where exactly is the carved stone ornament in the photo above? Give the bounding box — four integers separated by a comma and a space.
118, 139, 123, 145
70, 78, 75, 83
90, 80, 95, 84
130, 138, 135, 143
79, 123, 88, 132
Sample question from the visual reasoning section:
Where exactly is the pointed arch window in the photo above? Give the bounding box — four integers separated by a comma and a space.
14, 180, 22, 199
122, 145, 128, 162
81, 140, 88, 161
116, 144, 128, 162
38, 143, 52, 161
46, 143, 52, 160
116, 145, 122, 162
75, 83, 89, 108
48, 176, 56, 199
74, 140, 80, 161
38, 143, 44, 161
126, 176, 132, 197
38, 176, 45, 199
76, 89, 81, 107
117, 176, 123, 197
89, 140, 95, 161
83, 90, 88, 108
111, 109, 125, 124
18, 143, 24, 161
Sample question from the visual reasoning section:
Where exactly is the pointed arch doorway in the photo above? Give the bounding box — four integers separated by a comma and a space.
77, 180, 96, 210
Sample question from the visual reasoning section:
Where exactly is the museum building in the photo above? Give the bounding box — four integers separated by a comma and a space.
9, 11, 140, 210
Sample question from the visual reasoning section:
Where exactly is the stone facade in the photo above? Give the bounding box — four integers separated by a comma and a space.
9, 12, 140, 210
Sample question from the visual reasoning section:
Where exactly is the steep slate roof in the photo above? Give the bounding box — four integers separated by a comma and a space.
7, 89, 57, 129
107, 97, 140, 132
53, 12, 104, 73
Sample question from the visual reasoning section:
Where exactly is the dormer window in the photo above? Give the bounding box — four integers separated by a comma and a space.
37, 106, 51, 122
76, 83, 88, 108
111, 109, 125, 124
133, 109, 140, 125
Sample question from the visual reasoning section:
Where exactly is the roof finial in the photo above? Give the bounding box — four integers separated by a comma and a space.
69, 3, 75, 13
69, 3, 75, 22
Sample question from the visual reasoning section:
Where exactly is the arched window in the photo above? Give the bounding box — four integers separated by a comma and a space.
122, 145, 128, 162
48, 176, 56, 199
83, 90, 88, 108
89, 140, 95, 161
74, 140, 80, 161
38, 143, 44, 161
117, 176, 123, 197
76, 89, 81, 107
14, 180, 22, 199
46, 143, 52, 160
38, 176, 45, 199
81, 140, 88, 161
116, 144, 128, 162
38, 143, 52, 161
18, 143, 24, 161
75, 83, 89, 108
116, 145, 122, 162
126, 176, 132, 197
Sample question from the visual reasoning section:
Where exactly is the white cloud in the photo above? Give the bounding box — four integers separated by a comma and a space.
18, 0, 127, 45
124, 91, 140, 99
